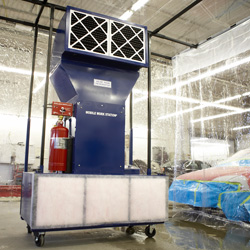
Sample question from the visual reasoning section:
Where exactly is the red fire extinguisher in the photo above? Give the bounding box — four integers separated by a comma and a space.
49, 116, 68, 172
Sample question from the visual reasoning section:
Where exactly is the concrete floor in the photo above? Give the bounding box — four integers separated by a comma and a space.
0, 200, 180, 250
1, 200, 250, 250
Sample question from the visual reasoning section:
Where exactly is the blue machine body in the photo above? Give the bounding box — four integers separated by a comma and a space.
50, 6, 148, 175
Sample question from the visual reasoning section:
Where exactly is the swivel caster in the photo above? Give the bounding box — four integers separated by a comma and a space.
34, 232, 45, 247
126, 226, 135, 235
145, 225, 156, 238
27, 224, 32, 234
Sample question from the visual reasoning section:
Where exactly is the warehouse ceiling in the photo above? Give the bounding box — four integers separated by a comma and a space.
0, 0, 250, 58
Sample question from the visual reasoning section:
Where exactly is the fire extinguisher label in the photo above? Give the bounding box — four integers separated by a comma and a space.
53, 138, 67, 149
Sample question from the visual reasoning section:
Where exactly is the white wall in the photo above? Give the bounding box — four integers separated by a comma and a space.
191, 138, 234, 165
0, 114, 57, 171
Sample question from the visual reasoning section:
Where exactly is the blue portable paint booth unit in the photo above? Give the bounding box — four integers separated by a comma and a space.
50, 6, 148, 175
21, 6, 168, 247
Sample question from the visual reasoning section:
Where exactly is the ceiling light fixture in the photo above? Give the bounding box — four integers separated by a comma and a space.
191, 108, 250, 124
157, 94, 243, 120
0, 65, 45, 77
232, 125, 250, 131
191, 141, 231, 147
190, 138, 209, 142
33, 78, 46, 94
120, 0, 149, 20
120, 10, 133, 20
132, 0, 149, 11
157, 90, 250, 120
0, 65, 47, 93
158, 103, 243, 120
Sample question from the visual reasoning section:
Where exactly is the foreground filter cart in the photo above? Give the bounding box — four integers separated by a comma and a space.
21, 173, 168, 246
21, 6, 168, 247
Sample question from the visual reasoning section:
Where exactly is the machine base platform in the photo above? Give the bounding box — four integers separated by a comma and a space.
21, 173, 168, 232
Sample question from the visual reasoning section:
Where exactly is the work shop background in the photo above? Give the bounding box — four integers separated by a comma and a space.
1, 15, 250, 185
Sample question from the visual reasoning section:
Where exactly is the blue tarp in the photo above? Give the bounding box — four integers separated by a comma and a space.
169, 179, 250, 222
169, 180, 240, 208
220, 191, 250, 221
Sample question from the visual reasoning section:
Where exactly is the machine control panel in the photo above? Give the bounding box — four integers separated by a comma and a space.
52, 102, 73, 116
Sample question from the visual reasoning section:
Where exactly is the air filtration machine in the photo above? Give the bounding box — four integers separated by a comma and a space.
21, 6, 168, 247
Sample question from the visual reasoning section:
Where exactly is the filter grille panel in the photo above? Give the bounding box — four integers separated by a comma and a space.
68, 9, 146, 65
111, 21, 145, 62
69, 10, 108, 55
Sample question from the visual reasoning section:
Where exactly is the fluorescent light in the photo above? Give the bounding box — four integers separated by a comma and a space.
232, 125, 250, 131
159, 105, 209, 120
0, 65, 47, 93
0, 65, 45, 77
33, 78, 46, 94
157, 94, 243, 120
132, 0, 149, 11
120, 0, 149, 20
191, 137, 230, 147
191, 108, 250, 123
159, 55, 250, 93
152, 93, 200, 104
134, 96, 147, 103
214, 95, 241, 103
120, 10, 133, 20
190, 138, 209, 142
157, 90, 250, 120
192, 142, 231, 147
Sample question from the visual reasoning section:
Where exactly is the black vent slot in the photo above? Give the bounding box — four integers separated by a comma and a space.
114, 50, 124, 58
92, 27, 107, 43
82, 16, 98, 32
121, 26, 135, 40
113, 22, 124, 29
75, 12, 86, 20
121, 44, 135, 58
139, 49, 144, 60
71, 23, 88, 39
130, 36, 143, 50
112, 32, 126, 47
71, 14, 78, 25
131, 54, 141, 61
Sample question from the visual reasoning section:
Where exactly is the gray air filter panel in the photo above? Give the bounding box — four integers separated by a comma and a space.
67, 8, 148, 67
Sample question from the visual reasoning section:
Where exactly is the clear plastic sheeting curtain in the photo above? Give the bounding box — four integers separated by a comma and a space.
167, 16, 250, 229
131, 59, 172, 175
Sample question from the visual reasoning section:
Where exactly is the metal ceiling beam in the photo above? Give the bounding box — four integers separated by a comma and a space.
151, 0, 203, 35
151, 52, 172, 60
34, 0, 47, 25
0, 15, 57, 32
22, 0, 66, 11
149, 32, 198, 48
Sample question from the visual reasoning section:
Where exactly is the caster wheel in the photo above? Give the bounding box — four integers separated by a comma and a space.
27, 224, 32, 234
34, 234, 45, 247
126, 226, 135, 235
145, 225, 156, 238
